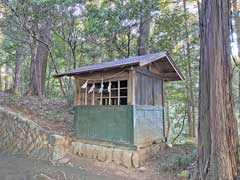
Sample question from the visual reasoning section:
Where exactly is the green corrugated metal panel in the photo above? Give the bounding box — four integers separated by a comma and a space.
74, 105, 134, 145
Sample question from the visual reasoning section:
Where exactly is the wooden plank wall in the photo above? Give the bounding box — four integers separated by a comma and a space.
135, 69, 163, 106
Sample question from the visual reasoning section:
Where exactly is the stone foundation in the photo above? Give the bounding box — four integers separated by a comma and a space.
71, 140, 166, 168
0, 107, 68, 161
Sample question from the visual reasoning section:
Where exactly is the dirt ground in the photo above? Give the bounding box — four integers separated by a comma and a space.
0, 151, 134, 180
0, 92, 195, 179
0, 144, 195, 180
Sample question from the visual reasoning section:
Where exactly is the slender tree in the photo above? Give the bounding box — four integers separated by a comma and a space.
13, 45, 25, 94
193, 0, 239, 179
183, 0, 196, 138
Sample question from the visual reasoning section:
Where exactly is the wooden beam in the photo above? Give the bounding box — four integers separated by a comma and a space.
152, 62, 162, 72
134, 67, 163, 80
118, 80, 120, 105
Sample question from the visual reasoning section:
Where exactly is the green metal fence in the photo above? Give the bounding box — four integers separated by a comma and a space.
74, 105, 134, 145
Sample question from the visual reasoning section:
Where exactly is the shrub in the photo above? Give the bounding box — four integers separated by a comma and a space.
174, 153, 195, 170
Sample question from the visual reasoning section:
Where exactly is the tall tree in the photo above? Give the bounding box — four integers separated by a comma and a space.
233, 0, 240, 119
194, 0, 239, 179
183, 0, 196, 137
137, 0, 152, 55
27, 22, 51, 97
13, 45, 25, 94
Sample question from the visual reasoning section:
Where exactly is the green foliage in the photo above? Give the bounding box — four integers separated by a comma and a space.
162, 149, 196, 171
174, 152, 195, 170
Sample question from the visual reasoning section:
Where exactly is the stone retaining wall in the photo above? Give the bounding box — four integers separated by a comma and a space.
0, 106, 67, 161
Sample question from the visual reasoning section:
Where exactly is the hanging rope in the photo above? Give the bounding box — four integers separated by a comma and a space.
76, 69, 126, 81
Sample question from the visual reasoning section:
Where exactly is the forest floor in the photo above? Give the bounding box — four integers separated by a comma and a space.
0, 92, 74, 137
0, 92, 196, 180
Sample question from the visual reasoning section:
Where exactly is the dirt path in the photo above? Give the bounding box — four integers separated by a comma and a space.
0, 151, 137, 180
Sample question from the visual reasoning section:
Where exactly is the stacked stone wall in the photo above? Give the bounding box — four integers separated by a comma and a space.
0, 107, 67, 161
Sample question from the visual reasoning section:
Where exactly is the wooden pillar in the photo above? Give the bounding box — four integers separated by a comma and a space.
162, 79, 166, 142
108, 82, 111, 105
118, 80, 120, 105
128, 68, 136, 105
92, 83, 95, 105
100, 90, 103, 105
85, 87, 88, 105
74, 78, 81, 106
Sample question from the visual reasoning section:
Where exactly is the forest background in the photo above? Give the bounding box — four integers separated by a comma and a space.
0, 0, 239, 144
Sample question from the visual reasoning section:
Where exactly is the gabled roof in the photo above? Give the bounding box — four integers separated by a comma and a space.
54, 52, 184, 81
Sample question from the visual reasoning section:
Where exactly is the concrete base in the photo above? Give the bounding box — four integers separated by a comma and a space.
71, 140, 166, 168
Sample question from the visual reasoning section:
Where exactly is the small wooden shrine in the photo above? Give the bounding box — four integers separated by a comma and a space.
55, 52, 184, 148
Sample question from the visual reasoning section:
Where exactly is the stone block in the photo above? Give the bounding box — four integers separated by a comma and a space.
91, 145, 98, 159
48, 135, 65, 145
122, 151, 133, 168
105, 147, 113, 162
132, 152, 140, 168
86, 144, 94, 159
112, 149, 122, 165
81, 144, 87, 157
97, 146, 106, 162
51, 144, 65, 161
72, 142, 80, 155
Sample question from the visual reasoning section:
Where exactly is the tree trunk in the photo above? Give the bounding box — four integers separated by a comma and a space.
233, 0, 240, 120
239, 72, 240, 120
13, 46, 25, 94
127, 27, 131, 58
27, 23, 51, 97
183, 0, 196, 137
4, 65, 9, 91
165, 96, 172, 143
0, 67, 2, 91
137, 1, 151, 56
194, 0, 239, 179
69, 43, 77, 69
